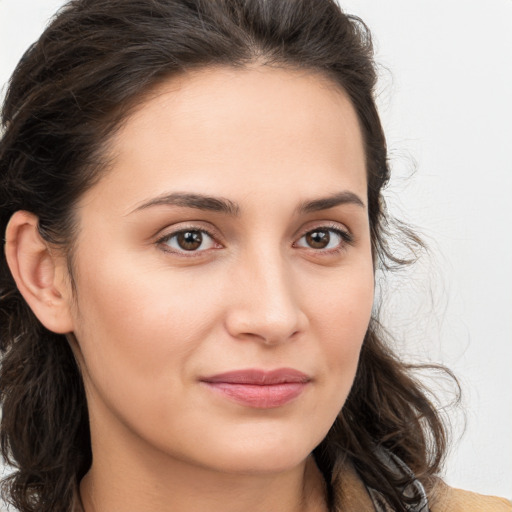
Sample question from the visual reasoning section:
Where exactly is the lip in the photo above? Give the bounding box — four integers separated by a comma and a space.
200, 368, 311, 409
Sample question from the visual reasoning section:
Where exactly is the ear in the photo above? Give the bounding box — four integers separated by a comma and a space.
4, 211, 74, 334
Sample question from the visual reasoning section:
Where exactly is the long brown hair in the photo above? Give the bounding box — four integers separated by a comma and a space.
0, 1, 458, 511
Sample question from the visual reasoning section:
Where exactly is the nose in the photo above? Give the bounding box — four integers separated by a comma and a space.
224, 249, 308, 345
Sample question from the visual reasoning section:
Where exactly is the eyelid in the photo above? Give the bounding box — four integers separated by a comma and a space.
155, 223, 223, 256
293, 222, 354, 251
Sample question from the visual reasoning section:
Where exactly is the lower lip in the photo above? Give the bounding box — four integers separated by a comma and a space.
202, 382, 308, 408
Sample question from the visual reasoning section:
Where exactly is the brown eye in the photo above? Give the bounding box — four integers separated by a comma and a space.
305, 230, 331, 249
295, 227, 352, 251
161, 229, 216, 253
177, 231, 203, 250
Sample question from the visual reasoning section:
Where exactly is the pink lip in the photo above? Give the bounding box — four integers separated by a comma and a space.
200, 368, 311, 409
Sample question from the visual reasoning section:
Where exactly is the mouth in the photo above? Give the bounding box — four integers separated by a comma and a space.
200, 368, 311, 409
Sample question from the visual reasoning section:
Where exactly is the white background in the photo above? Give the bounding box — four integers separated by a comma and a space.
1, 0, 511, 502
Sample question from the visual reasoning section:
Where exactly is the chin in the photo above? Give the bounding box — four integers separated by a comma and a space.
189, 426, 325, 475
211, 450, 311, 476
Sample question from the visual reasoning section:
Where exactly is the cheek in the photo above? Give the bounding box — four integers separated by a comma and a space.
70, 249, 220, 395
307, 264, 374, 395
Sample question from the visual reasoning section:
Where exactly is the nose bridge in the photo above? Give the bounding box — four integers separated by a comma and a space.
226, 244, 306, 344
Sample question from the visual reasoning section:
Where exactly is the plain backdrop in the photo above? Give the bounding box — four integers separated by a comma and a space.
1, 0, 511, 501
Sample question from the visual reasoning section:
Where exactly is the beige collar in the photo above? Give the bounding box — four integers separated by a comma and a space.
330, 459, 377, 512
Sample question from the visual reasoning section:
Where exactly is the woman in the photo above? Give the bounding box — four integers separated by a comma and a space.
0, 0, 510, 511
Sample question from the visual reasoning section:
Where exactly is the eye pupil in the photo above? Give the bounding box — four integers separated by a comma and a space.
177, 231, 203, 250
306, 230, 329, 249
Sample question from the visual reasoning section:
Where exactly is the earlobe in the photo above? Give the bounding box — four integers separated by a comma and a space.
4, 211, 74, 334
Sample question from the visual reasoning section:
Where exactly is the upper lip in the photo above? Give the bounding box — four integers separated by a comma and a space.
201, 368, 311, 385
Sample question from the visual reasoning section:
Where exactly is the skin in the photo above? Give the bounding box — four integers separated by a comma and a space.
6, 65, 374, 512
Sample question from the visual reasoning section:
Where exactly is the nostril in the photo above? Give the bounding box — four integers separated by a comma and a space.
224, 304, 308, 346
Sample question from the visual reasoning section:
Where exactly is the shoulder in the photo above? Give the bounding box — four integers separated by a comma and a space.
430, 480, 512, 512
330, 456, 512, 512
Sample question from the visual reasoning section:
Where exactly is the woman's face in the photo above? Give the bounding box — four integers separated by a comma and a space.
67, 66, 374, 474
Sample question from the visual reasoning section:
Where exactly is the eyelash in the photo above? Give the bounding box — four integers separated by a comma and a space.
293, 224, 354, 254
156, 223, 354, 258
156, 224, 222, 257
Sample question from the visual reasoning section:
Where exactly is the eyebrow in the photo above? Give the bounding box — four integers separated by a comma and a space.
130, 190, 365, 216
130, 192, 240, 216
296, 191, 366, 213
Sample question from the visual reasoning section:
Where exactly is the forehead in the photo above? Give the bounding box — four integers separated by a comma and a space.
84, 65, 367, 213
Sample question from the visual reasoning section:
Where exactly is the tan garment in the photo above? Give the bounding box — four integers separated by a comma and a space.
430, 479, 512, 512
332, 459, 512, 511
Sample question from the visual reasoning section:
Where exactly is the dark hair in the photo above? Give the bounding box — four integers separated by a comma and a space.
0, 1, 458, 511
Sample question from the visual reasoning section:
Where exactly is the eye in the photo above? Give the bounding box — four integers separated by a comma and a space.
294, 227, 352, 251
159, 229, 217, 253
